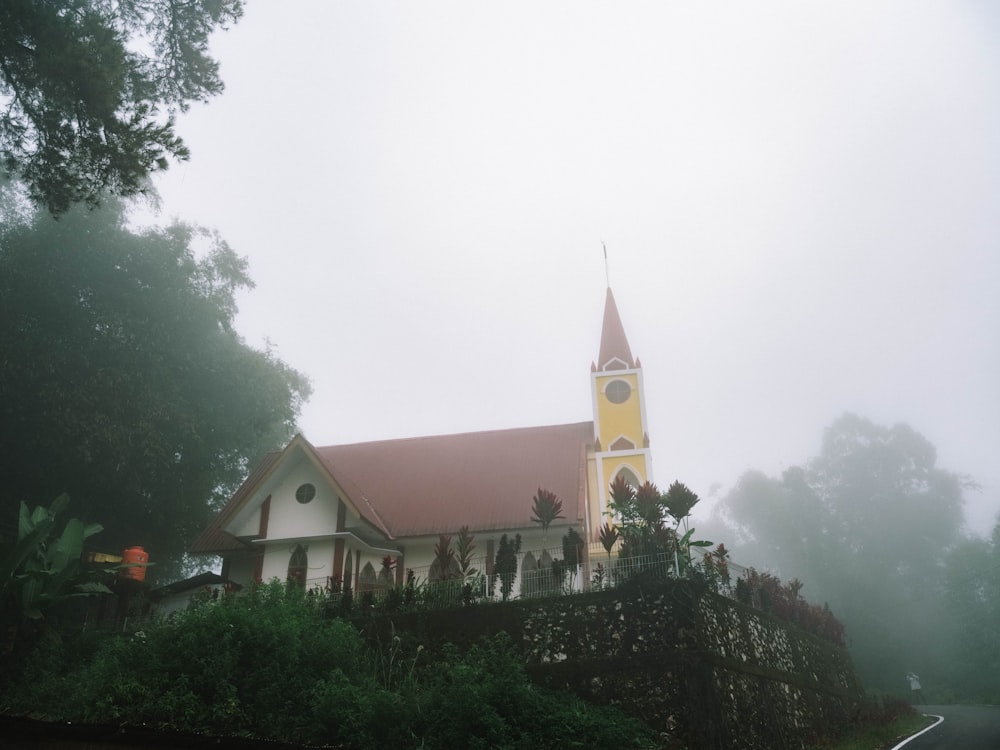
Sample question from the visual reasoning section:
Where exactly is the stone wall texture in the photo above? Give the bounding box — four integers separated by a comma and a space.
360, 578, 864, 749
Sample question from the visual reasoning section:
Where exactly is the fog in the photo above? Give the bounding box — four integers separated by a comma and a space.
139, 1, 1000, 535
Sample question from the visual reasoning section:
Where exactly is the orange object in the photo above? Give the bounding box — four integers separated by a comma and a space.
120, 547, 149, 582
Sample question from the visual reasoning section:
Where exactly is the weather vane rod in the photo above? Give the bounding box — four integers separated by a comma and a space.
602, 240, 610, 287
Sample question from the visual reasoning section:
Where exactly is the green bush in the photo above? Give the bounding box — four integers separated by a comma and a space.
1, 581, 657, 749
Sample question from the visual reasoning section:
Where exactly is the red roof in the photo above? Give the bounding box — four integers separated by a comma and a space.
316, 421, 594, 537
192, 421, 595, 552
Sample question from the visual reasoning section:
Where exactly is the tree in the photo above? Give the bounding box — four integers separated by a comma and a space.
0, 200, 309, 580
943, 518, 1000, 698
493, 533, 521, 602
0, 0, 244, 215
716, 413, 970, 692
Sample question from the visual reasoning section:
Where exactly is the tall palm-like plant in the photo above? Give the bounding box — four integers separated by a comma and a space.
430, 534, 458, 582
712, 543, 731, 588
456, 526, 477, 579
530, 488, 564, 539
662, 481, 711, 575
599, 521, 619, 566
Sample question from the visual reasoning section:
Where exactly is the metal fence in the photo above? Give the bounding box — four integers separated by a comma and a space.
324, 541, 747, 609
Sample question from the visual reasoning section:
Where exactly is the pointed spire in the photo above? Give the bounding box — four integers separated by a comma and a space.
597, 287, 635, 371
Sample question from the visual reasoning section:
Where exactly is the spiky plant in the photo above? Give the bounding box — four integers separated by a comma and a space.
530, 488, 565, 538
456, 525, 477, 578
599, 521, 619, 563
430, 534, 457, 581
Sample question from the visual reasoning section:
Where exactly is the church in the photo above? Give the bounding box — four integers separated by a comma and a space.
191, 287, 655, 595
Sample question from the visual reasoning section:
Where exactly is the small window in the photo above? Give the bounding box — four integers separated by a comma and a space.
295, 483, 316, 504
605, 379, 631, 404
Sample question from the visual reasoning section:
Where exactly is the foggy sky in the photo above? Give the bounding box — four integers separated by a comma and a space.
138, 1, 1000, 534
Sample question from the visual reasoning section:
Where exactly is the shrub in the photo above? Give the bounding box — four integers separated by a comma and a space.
2, 582, 658, 749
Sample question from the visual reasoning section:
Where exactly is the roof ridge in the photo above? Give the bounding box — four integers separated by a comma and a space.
314, 420, 594, 451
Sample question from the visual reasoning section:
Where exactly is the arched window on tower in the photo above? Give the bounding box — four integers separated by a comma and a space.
616, 467, 641, 489
287, 544, 308, 587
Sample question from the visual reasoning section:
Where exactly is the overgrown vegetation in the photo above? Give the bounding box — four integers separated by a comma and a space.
606, 477, 713, 575
0, 582, 657, 749
807, 696, 933, 749
734, 567, 845, 646
1, 498, 115, 664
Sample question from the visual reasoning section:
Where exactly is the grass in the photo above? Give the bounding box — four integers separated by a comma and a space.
810, 711, 936, 750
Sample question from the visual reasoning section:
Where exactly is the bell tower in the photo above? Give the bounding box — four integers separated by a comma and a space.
590, 287, 653, 525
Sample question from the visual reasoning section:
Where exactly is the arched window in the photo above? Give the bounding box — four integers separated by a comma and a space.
616, 467, 641, 489
359, 561, 377, 593
343, 549, 353, 592
287, 544, 308, 587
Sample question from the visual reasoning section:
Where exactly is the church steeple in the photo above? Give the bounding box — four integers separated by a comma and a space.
597, 287, 635, 371
588, 285, 654, 537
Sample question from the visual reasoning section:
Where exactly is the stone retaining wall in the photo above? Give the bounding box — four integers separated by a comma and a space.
359, 579, 864, 749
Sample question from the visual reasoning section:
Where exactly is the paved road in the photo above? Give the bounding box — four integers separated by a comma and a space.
891, 704, 1000, 750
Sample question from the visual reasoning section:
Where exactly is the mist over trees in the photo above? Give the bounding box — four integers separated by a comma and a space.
0, 198, 309, 580
943, 523, 1000, 700
0, 0, 244, 215
709, 413, 995, 699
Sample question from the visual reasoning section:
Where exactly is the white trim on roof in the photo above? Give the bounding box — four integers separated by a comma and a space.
253, 531, 401, 557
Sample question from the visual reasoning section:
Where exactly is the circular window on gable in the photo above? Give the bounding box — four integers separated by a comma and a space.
295, 483, 316, 504
605, 379, 632, 404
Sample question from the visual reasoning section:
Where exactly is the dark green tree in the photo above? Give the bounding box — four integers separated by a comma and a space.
0, 201, 309, 580
493, 533, 521, 602
0, 0, 244, 215
561, 527, 583, 570
716, 413, 970, 692
560, 526, 583, 590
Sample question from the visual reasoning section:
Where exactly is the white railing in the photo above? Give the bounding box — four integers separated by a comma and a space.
323, 540, 744, 609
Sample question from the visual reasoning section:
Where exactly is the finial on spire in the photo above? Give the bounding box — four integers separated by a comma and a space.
602, 240, 610, 287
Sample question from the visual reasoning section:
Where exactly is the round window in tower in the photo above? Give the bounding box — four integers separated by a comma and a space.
605, 379, 632, 404
295, 483, 316, 504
